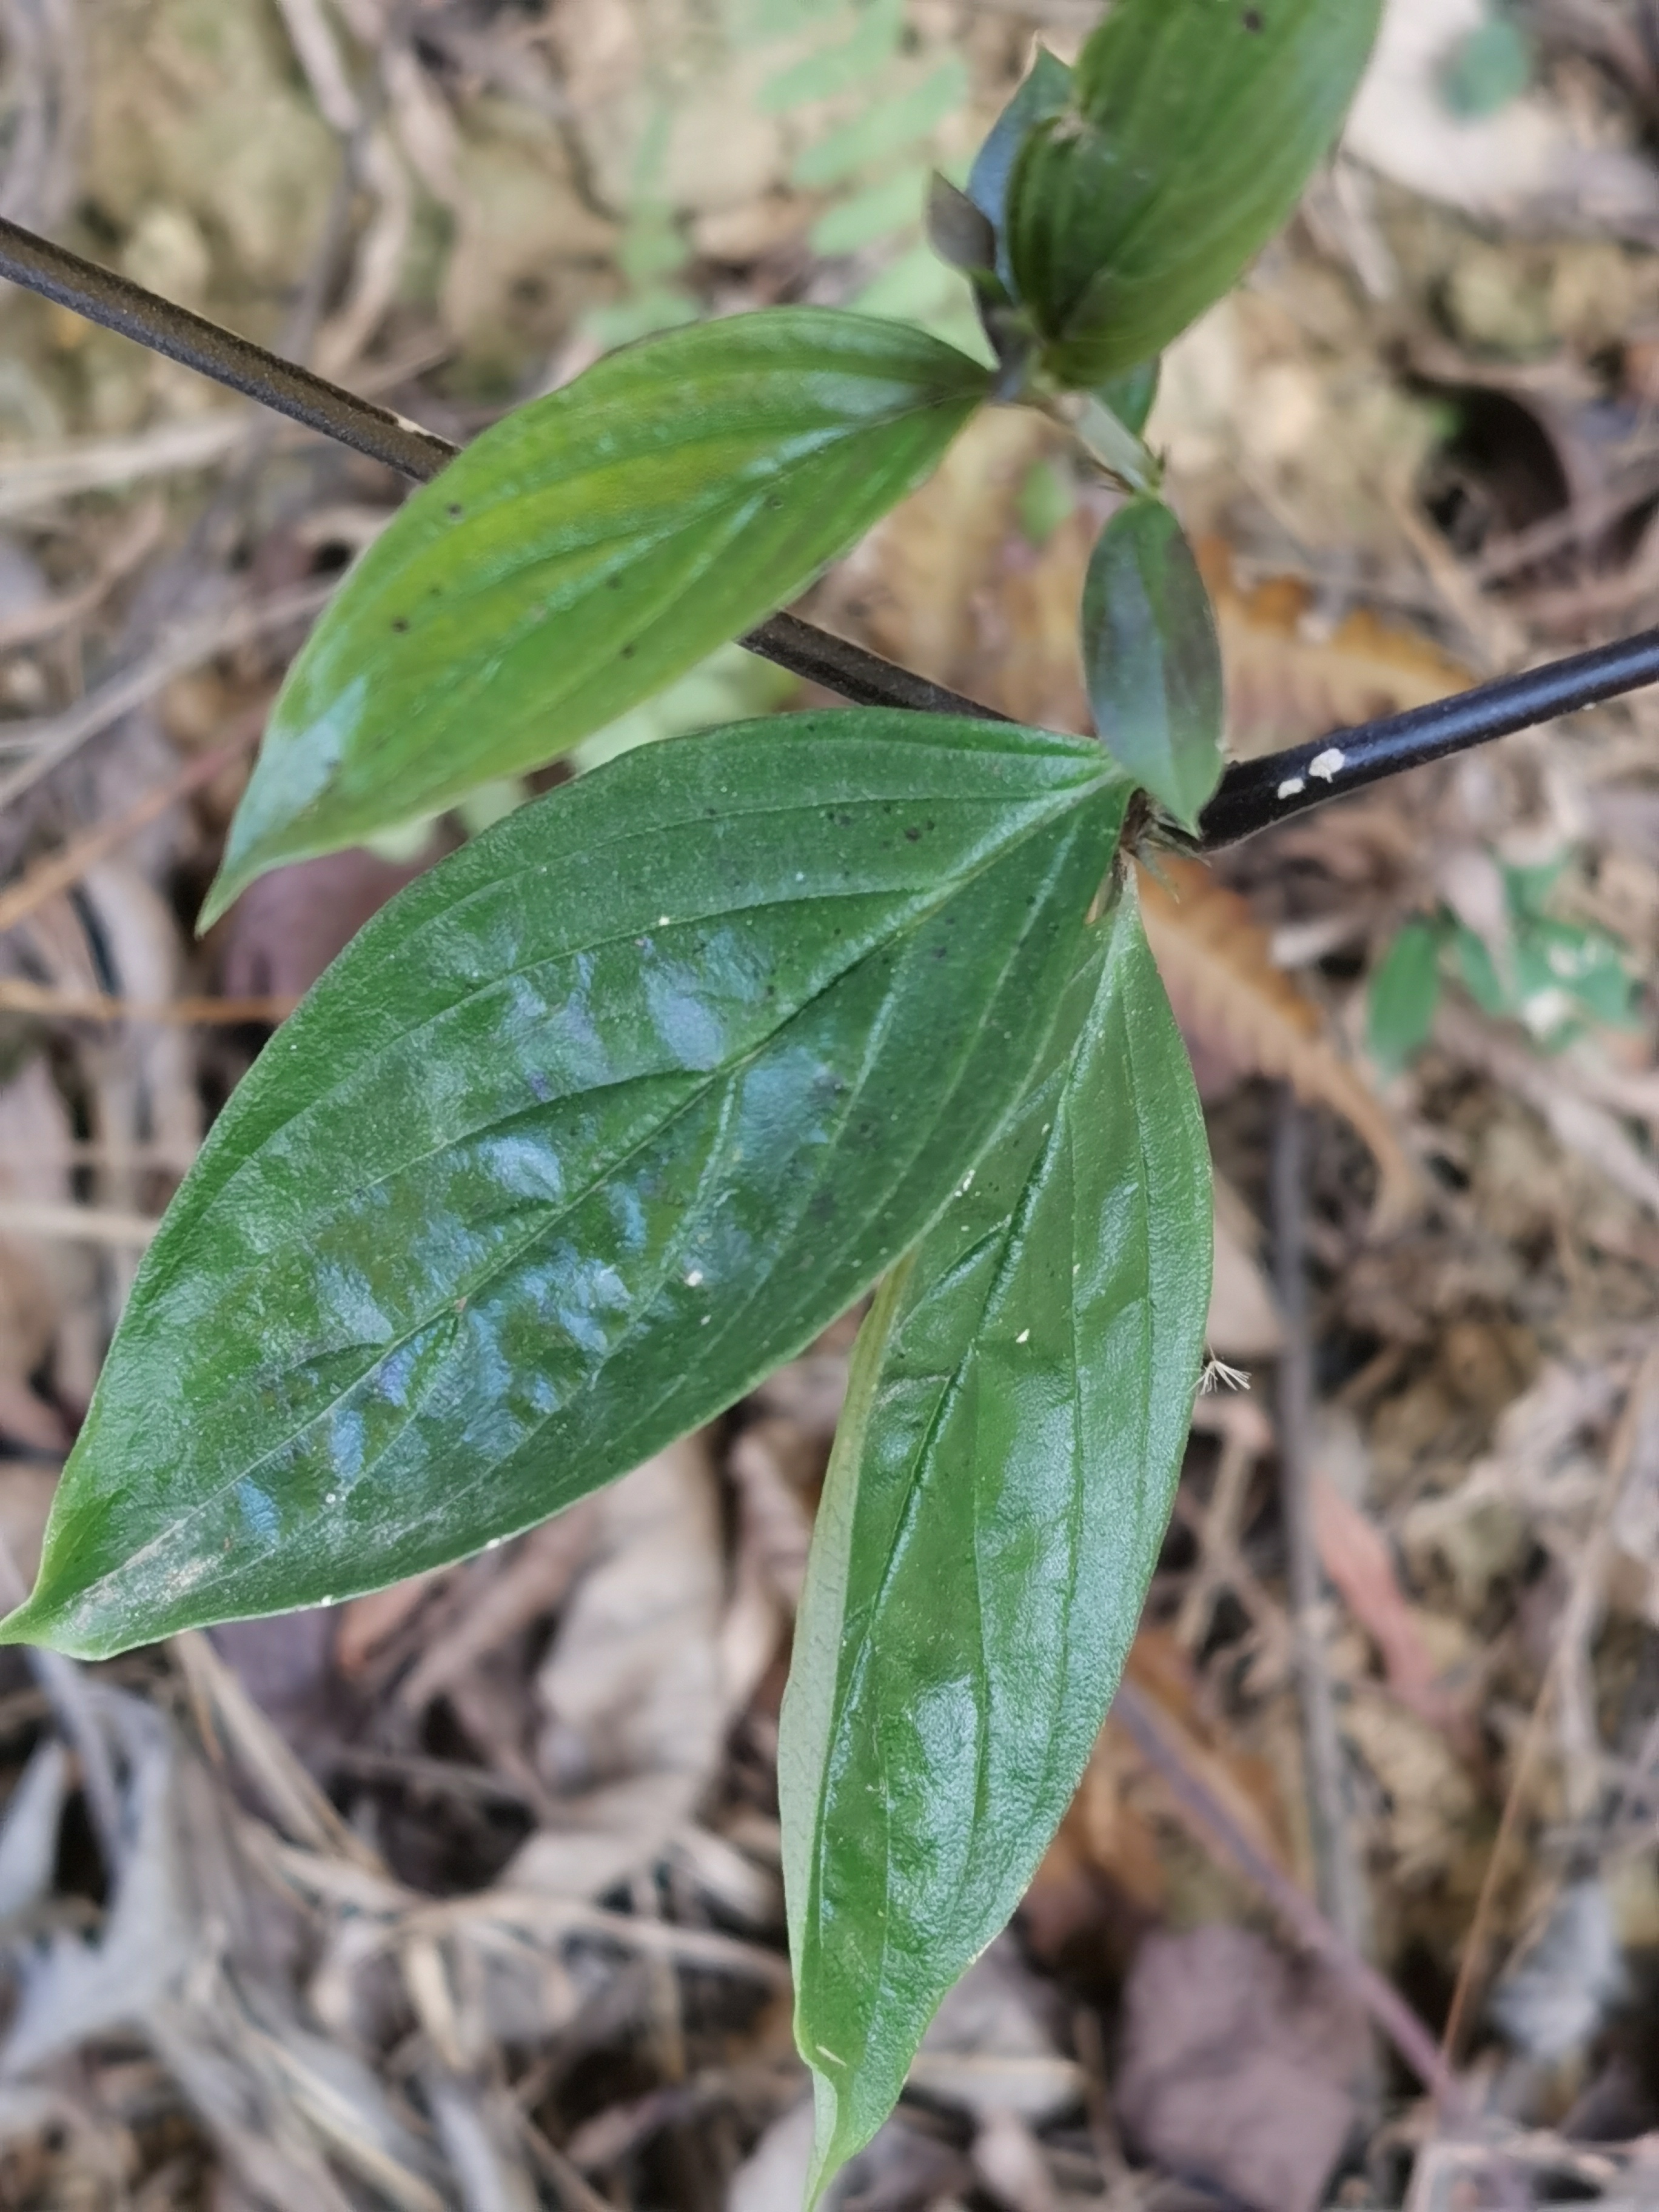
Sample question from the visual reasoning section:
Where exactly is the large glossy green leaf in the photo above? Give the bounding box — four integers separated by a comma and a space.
780, 878, 1212, 2200
203, 311, 991, 923
1006, 0, 1381, 387
1082, 497, 1224, 833
5, 712, 1128, 1661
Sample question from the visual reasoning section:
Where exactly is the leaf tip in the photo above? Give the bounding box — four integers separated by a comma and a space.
195, 863, 246, 936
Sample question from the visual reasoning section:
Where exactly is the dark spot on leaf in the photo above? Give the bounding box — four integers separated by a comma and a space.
904, 826, 922, 842
766, 494, 783, 510
608, 575, 623, 589
1242, 5, 1263, 24
392, 617, 409, 632
447, 502, 464, 518
621, 643, 637, 659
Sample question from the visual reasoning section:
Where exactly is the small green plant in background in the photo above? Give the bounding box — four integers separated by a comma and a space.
594, 0, 984, 354
1439, 3, 1535, 119
1369, 858, 1637, 1075
1, 3, 1382, 2197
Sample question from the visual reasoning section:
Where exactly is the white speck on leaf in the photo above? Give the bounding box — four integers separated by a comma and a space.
1016, 1328, 1030, 1344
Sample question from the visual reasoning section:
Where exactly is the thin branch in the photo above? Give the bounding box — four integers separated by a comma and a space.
6, 213, 1659, 850
0, 216, 451, 476
1198, 626, 1659, 848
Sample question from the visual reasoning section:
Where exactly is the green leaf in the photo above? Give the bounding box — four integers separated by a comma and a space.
1082, 497, 1224, 832
204, 311, 990, 923
1096, 358, 1161, 439
1015, 457, 1074, 547
1007, 0, 1382, 388
1440, 16, 1533, 118
791, 58, 968, 187
1368, 919, 1443, 1073
781, 877, 1213, 2200
966, 45, 1073, 292
1453, 923, 1509, 1016
809, 169, 933, 255
7, 712, 1128, 1661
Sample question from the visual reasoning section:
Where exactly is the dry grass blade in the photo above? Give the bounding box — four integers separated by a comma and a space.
0, 497, 164, 654
0, 981, 297, 1025
1138, 857, 1419, 1229
0, 415, 256, 520
0, 580, 330, 814
173, 1631, 386, 1875
0, 1199, 160, 1246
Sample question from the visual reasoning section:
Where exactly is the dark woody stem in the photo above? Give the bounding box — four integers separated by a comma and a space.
3, 212, 1652, 852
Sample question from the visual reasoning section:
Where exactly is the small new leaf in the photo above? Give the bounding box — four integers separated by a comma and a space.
781, 878, 1213, 2199
204, 311, 990, 921
966, 45, 1073, 293
1007, 0, 1382, 387
1082, 497, 1224, 831
7, 713, 1126, 1660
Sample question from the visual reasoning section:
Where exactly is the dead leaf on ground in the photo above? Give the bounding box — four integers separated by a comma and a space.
1198, 538, 1470, 760
1114, 1923, 1367, 2212
220, 843, 443, 1003
508, 1435, 729, 1902
1025, 1629, 1297, 1974
1139, 856, 1421, 1230
907, 1940, 1083, 2123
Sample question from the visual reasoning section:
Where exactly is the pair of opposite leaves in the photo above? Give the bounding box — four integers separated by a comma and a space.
13, 713, 1215, 2205
8, 0, 1379, 2194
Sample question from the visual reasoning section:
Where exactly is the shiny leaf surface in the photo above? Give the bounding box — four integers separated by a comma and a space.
1082, 497, 1224, 832
7, 713, 1127, 1660
205, 311, 990, 922
780, 879, 1213, 2198
1007, 0, 1381, 386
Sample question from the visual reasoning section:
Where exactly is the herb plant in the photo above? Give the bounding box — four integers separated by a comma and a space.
2, 2, 1382, 2195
